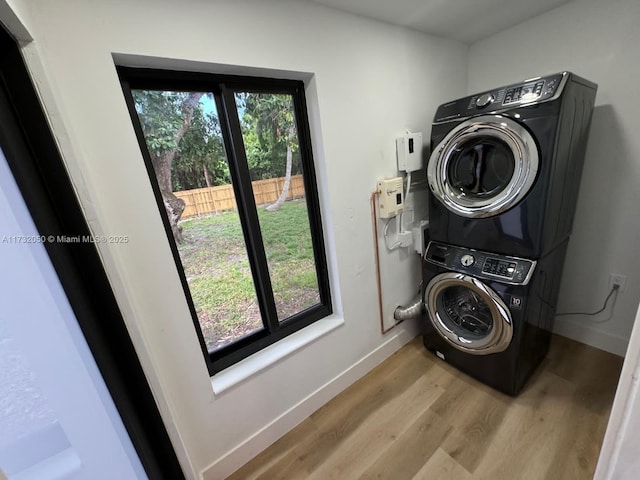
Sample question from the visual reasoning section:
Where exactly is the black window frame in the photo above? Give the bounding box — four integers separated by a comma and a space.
117, 67, 332, 375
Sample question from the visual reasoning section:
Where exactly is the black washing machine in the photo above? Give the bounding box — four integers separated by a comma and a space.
427, 72, 597, 258
421, 240, 568, 395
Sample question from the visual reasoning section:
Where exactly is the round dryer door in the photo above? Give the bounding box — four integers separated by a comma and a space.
424, 272, 512, 355
428, 115, 539, 218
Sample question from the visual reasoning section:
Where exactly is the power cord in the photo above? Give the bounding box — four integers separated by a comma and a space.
555, 284, 620, 323
383, 216, 401, 250
383, 171, 413, 252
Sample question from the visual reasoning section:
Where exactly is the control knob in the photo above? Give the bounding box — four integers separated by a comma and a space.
461, 254, 475, 267
475, 93, 494, 108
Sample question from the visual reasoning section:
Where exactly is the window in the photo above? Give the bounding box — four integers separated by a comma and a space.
118, 67, 331, 374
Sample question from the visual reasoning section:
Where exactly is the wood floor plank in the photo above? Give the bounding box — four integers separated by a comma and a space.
292, 347, 434, 475
358, 408, 452, 480
437, 383, 509, 472
547, 335, 623, 398
308, 373, 446, 479
227, 419, 318, 480
310, 342, 431, 430
425, 370, 511, 474
412, 448, 472, 480
254, 451, 311, 480
547, 336, 623, 418
229, 335, 623, 480
471, 370, 576, 480
543, 391, 613, 480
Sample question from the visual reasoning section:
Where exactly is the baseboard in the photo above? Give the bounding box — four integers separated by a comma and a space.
553, 317, 628, 356
202, 321, 419, 479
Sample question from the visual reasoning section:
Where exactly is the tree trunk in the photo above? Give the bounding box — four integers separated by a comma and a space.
153, 151, 186, 242
203, 164, 212, 187
163, 194, 186, 243
266, 141, 293, 212
151, 92, 202, 243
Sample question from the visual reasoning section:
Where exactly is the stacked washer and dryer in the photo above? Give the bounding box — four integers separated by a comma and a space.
421, 72, 597, 395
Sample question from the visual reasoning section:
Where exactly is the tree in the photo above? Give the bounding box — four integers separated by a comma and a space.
240, 93, 300, 210
172, 107, 229, 191
133, 90, 203, 242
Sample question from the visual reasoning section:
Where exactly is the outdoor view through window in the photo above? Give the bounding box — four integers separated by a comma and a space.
131, 89, 321, 352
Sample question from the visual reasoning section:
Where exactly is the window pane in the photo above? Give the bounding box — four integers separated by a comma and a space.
131, 90, 263, 351
235, 92, 321, 322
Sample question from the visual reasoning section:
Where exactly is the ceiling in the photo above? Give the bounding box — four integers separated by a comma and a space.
297, 0, 573, 44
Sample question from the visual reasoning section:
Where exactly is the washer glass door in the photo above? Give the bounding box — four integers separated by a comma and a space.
428, 115, 539, 218
425, 272, 512, 355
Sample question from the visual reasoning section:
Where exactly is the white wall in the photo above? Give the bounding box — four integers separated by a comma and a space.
468, 0, 640, 356
10, 0, 467, 477
596, 303, 640, 479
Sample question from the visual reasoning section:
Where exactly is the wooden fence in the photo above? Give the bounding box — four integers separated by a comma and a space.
175, 175, 306, 219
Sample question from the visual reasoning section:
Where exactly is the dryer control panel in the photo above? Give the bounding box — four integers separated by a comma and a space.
424, 241, 536, 286
433, 72, 567, 124
468, 73, 563, 110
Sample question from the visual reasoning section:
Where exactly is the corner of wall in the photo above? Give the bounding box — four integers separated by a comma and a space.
553, 317, 628, 357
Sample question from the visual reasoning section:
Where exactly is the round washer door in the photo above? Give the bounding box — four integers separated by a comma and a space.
424, 272, 512, 355
428, 115, 539, 218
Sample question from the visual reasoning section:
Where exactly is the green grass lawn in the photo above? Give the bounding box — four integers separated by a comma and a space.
178, 199, 320, 350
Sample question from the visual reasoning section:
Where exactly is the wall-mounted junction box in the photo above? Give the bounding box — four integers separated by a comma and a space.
413, 220, 429, 255
396, 132, 423, 172
377, 177, 404, 219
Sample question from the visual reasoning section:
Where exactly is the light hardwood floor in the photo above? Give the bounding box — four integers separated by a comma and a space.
229, 334, 623, 480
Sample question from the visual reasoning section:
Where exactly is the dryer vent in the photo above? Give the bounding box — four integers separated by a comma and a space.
393, 297, 425, 321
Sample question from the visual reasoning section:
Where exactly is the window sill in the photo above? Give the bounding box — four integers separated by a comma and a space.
211, 316, 344, 395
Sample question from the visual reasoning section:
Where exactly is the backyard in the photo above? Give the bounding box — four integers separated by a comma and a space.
178, 199, 320, 351
131, 89, 323, 352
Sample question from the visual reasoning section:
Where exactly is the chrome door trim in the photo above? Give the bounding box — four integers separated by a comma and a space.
424, 272, 513, 355
427, 115, 539, 218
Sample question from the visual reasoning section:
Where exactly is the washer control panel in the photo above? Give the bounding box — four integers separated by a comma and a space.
482, 257, 517, 277
424, 241, 536, 285
460, 254, 475, 267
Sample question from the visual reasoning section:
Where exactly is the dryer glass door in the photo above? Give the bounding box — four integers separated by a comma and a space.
424, 272, 512, 355
428, 115, 539, 218
447, 138, 514, 200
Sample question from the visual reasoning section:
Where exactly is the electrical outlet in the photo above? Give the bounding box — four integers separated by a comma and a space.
609, 274, 627, 293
